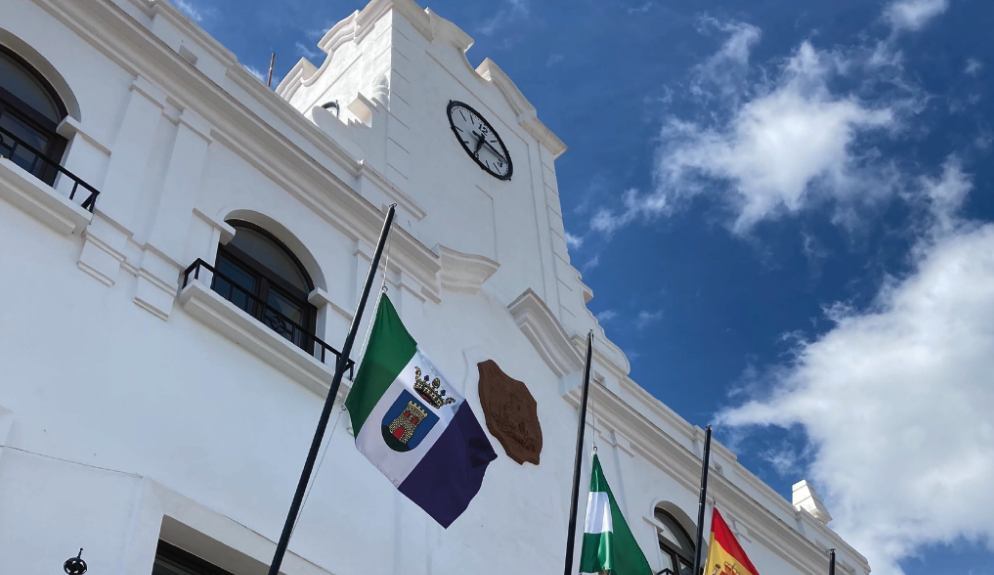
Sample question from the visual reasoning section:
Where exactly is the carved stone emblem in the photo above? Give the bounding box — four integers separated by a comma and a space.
478, 360, 543, 465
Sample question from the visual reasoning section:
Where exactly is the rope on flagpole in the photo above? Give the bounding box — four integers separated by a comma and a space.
292, 403, 346, 537
288, 204, 397, 540
358, 226, 392, 362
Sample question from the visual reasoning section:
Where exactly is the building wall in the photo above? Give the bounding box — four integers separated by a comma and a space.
0, 1, 869, 575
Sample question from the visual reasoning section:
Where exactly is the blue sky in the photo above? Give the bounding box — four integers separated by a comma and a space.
174, 0, 994, 573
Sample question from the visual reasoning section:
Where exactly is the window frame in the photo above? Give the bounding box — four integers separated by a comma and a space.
655, 508, 696, 575
152, 541, 236, 575
212, 221, 317, 352
0, 45, 67, 185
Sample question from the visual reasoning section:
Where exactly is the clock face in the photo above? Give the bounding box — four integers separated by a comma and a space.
447, 100, 513, 181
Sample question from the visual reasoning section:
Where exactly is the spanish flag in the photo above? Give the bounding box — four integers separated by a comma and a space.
704, 508, 760, 575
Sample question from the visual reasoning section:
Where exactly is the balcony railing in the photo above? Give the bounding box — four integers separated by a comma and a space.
0, 124, 100, 212
182, 258, 355, 379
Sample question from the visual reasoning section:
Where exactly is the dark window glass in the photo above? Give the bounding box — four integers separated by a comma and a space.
211, 222, 316, 352
226, 226, 310, 292
0, 46, 67, 184
656, 508, 695, 575
152, 541, 234, 575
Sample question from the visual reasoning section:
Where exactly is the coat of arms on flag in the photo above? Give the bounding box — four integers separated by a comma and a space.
345, 295, 498, 527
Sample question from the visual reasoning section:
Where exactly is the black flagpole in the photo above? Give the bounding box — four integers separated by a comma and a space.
692, 425, 713, 575
829, 549, 837, 575
266, 204, 397, 575
563, 331, 595, 575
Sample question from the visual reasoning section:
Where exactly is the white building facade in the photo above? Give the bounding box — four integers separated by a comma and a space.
0, 1, 870, 574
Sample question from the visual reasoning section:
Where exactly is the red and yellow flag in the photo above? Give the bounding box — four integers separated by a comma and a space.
704, 508, 760, 575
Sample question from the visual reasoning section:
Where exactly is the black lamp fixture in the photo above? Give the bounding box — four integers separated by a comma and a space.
63, 548, 87, 574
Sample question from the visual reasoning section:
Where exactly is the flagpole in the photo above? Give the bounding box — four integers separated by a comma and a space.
564, 331, 595, 575
266, 204, 397, 575
829, 549, 836, 575
691, 425, 713, 575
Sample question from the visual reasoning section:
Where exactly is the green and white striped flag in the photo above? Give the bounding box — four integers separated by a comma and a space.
579, 453, 652, 575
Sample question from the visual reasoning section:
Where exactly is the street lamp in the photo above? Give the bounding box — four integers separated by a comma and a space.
63, 548, 87, 574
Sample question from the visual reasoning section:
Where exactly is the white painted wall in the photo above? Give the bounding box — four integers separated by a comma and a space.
0, 1, 869, 575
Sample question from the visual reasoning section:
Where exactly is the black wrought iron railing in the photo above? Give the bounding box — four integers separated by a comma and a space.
0, 124, 100, 212
182, 259, 354, 379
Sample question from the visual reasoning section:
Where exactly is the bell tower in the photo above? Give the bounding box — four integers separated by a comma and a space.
278, 0, 613, 355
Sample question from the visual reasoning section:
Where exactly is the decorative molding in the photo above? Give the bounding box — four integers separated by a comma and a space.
309, 286, 353, 323
437, 244, 499, 294
569, 332, 630, 380
0, 403, 13, 448
57, 116, 112, 156
792, 480, 833, 524
178, 281, 353, 400
475, 58, 568, 159
565, 380, 869, 575
507, 289, 583, 377
192, 207, 235, 244
134, 246, 181, 320
357, 160, 427, 222
0, 158, 92, 235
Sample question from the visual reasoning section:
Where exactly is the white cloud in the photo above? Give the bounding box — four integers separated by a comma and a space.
719, 165, 994, 575
596, 310, 618, 323
590, 40, 897, 236
546, 53, 566, 68
627, 1, 654, 15
635, 309, 663, 329
759, 444, 802, 477
965, 58, 984, 76
478, 0, 530, 36
664, 42, 897, 233
884, 0, 950, 33
692, 43, 898, 230
582, 254, 601, 272
243, 65, 266, 83
589, 188, 667, 236
921, 157, 971, 233
172, 0, 205, 23
692, 17, 762, 104
295, 42, 320, 60
564, 232, 584, 250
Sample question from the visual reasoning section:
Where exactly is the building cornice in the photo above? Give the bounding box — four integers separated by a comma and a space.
507, 289, 585, 377
275, 0, 568, 160
37, 0, 441, 299
475, 58, 568, 159
572, 382, 869, 575
511, 288, 869, 572
438, 245, 500, 295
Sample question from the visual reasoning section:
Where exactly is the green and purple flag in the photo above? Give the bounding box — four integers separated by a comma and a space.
345, 295, 497, 527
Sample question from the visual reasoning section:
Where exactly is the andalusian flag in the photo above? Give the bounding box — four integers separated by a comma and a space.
704, 508, 760, 575
579, 453, 651, 575
345, 295, 497, 527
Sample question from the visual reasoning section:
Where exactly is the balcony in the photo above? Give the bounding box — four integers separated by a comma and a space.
0, 124, 99, 211
0, 124, 100, 234
180, 259, 354, 396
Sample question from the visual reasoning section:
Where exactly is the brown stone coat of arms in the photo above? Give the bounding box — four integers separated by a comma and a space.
478, 360, 543, 465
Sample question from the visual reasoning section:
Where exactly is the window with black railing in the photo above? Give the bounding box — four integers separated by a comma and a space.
181, 222, 353, 377
0, 45, 99, 211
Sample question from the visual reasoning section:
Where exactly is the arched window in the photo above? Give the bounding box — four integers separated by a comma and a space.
0, 45, 68, 184
655, 508, 695, 575
211, 221, 317, 351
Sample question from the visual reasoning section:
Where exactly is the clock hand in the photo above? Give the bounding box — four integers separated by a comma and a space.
481, 140, 507, 162
473, 132, 486, 157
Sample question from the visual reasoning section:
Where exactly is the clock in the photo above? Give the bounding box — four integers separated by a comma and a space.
447, 100, 513, 181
